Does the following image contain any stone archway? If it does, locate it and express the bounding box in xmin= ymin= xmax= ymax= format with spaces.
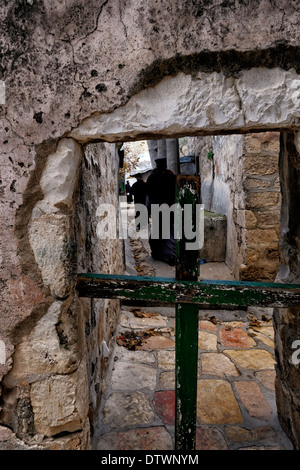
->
xmin=2 ymin=67 xmax=300 ymax=449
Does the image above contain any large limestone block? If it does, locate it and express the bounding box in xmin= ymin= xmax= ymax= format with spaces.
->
xmin=30 ymin=361 xmax=89 ymax=437
xmin=69 ymin=72 xmax=244 ymax=142
xmin=43 ymin=419 xmax=91 ymax=450
xmin=70 ymin=68 xmax=300 ymax=143
xmin=29 ymin=213 xmax=75 ymax=298
xmin=4 ymin=301 xmax=79 ymax=388
xmin=236 ymin=67 xmax=300 ymax=127
xmin=39 ymin=138 xmax=83 ymax=212
xmin=28 ymin=139 xmax=83 ymax=298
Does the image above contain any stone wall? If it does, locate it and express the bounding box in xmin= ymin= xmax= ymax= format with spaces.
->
xmin=273 ymin=306 xmax=300 ymax=450
xmin=189 ymin=132 xmax=280 ymax=281
xmin=0 ymin=140 xmax=123 ymax=449
xmin=76 ymin=142 xmax=124 ymax=438
xmin=273 ymin=133 xmax=300 ymax=449
xmin=240 ymin=132 xmax=281 ymax=282
xmin=0 ymin=138 xmax=90 ymax=448
xmin=208 ymin=135 xmax=244 ymax=277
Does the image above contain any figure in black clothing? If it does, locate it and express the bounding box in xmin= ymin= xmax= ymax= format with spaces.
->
xmin=146 ymin=157 xmax=176 ymax=266
xmin=125 ymin=181 xmax=133 ymax=203
xmin=131 ymin=174 xmax=147 ymax=231
xmin=131 ymin=174 xmax=147 ymax=205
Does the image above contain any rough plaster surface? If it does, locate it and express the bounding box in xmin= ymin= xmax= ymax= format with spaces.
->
xmin=1 ymin=1 xmax=300 ymax=142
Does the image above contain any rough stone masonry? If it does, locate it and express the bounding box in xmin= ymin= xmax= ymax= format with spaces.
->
xmin=1 ymin=0 xmax=300 ymax=450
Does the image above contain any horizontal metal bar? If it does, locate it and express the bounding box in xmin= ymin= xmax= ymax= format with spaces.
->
xmin=120 ymin=299 xmax=248 ymax=311
xmin=76 ymin=273 xmax=300 ymax=308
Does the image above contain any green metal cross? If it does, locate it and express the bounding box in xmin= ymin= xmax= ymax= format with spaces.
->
xmin=76 ymin=175 xmax=300 ymax=451
xmin=175 ymin=175 xmax=201 ymax=450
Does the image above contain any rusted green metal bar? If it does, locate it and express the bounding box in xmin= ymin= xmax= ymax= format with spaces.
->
xmin=76 ymin=274 xmax=300 ymax=309
xmin=175 ymin=175 xmax=201 ymax=282
xmin=175 ymin=175 xmax=201 ymax=450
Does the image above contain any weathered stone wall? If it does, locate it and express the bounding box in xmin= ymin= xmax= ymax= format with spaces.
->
xmin=240 ymin=132 xmax=281 ymax=282
xmin=273 ymin=306 xmax=300 ymax=450
xmin=188 ymin=132 xmax=280 ymax=281
xmin=207 ymin=135 xmax=244 ymax=276
xmin=0 ymin=139 xmax=123 ymax=449
xmin=76 ymin=142 xmax=124 ymax=437
xmin=1 ymin=0 xmax=300 ymax=450
xmin=273 ymin=133 xmax=300 ymax=449
xmin=0 ymin=138 xmax=91 ymax=449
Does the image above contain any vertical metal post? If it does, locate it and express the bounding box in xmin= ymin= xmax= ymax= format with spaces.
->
xmin=175 ymin=175 xmax=200 ymax=450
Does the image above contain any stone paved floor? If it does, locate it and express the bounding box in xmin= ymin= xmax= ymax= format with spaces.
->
xmin=94 ymin=204 xmax=294 ymax=450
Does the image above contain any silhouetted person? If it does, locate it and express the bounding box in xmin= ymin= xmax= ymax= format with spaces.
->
xmin=146 ymin=157 xmax=176 ymax=266
xmin=131 ymin=174 xmax=147 ymax=205
xmin=125 ymin=180 xmax=132 ymax=203
xmin=131 ymin=174 xmax=147 ymax=231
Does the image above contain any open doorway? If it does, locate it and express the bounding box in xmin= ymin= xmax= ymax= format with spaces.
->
xmin=83 ymin=133 xmax=292 ymax=451
xmin=120 ymin=132 xmax=281 ymax=285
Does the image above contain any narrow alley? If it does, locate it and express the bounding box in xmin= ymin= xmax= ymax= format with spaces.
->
xmin=94 ymin=203 xmax=293 ymax=451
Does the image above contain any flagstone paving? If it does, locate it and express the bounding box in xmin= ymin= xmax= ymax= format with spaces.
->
xmin=95 ymin=205 xmax=294 ymax=450
xmin=96 ymin=305 xmax=293 ymax=450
